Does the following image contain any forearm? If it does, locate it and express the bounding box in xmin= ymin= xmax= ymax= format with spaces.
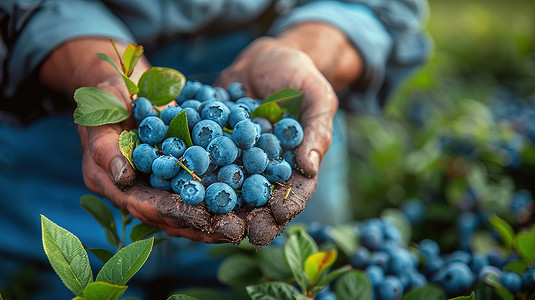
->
xmin=38 ymin=38 xmax=149 ymax=97
xmin=276 ymin=22 xmax=363 ymax=91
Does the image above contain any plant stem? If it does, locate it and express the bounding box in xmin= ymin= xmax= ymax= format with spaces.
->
xmin=177 ymin=160 xmax=201 ymax=182
xmin=223 ymin=127 xmax=233 ymax=134
xmin=109 ymin=39 xmax=125 ymax=73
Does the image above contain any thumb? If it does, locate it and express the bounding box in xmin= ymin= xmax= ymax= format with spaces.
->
xmin=87 ymin=125 xmax=136 ymax=188
xmin=293 ymin=79 xmax=338 ymax=178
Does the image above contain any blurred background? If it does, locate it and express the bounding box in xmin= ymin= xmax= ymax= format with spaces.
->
xmin=346 ymin=0 xmax=535 ymax=252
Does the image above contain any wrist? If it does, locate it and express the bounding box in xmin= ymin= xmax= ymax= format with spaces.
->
xmin=276 ymin=22 xmax=363 ymax=91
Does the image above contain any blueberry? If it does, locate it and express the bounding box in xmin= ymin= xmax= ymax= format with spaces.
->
xmin=469 ymin=254 xmax=489 ymax=275
xmin=132 ymin=143 xmax=159 ymax=173
xmin=369 ymin=251 xmax=390 ymax=270
xmin=183 ymin=107 xmax=201 ymax=130
xmin=350 ymin=248 xmax=370 ymax=269
xmin=160 ymin=105 xmax=183 ymax=124
xmin=207 ymin=136 xmax=238 ymax=166
xmin=235 ymin=193 xmax=244 ymax=210
xmin=408 ymin=271 xmax=427 ymax=289
xmin=222 ymin=100 xmax=235 ymax=110
xmin=280 ymin=150 xmax=295 ymax=169
xmin=181 ymin=99 xmax=202 ymax=111
xmin=242 ymin=174 xmax=271 ymax=207
xmin=218 ymin=164 xmax=244 ymax=189
xmin=256 ymin=133 xmax=282 ymax=160
xmin=432 ymin=262 xmax=474 ymax=297
xmin=232 ymin=119 xmax=260 ymax=150
xmin=180 ymin=180 xmax=205 ymax=205
xmin=242 ymin=147 xmax=268 ymax=174
xmin=273 ymin=118 xmax=304 ymax=149
xmin=205 ymin=182 xmax=237 ymax=214
xmin=201 ymin=171 xmax=218 ymax=187
xmin=192 ymin=119 xmax=223 ymax=148
xmin=389 ymin=248 xmax=413 ymax=275
xmin=382 ymin=219 xmax=402 ymax=243
xmin=315 ymin=286 xmax=336 ymax=300
xmin=478 ymin=265 xmax=501 ymax=282
xmin=229 ymin=105 xmax=251 ymax=128
xmin=176 ymin=80 xmax=202 ymax=104
xmin=378 ymin=276 xmax=404 ymax=300
xmin=500 ymin=271 xmax=522 ymax=292
xmin=365 ymin=265 xmax=384 ymax=287
xmin=171 ymin=170 xmax=194 ymax=194
xmin=236 ymin=97 xmax=260 ymax=112
xmin=446 ymin=250 xmax=472 ymax=265
xmin=457 ymin=211 xmax=479 ymax=235
xmin=138 ymin=116 xmax=167 ymax=145
xmin=161 ymin=137 xmax=186 ymax=158
xmin=227 ymin=82 xmax=245 ymax=101
xmin=400 ymin=199 xmax=425 ymax=224
xmin=214 ymin=86 xmax=230 ymax=102
xmin=264 ymin=159 xmax=292 ymax=183
xmin=422 ymin=256 xmax=444 ymax=277
xmin=252 ymin=117 xmax=272 ymax=134
xmin=360 ymin=223 xmax=384 ymax=251
xmin=195 ymin=84 xmax=218 ymax=102
xmin=419 ymin=239 xmax=440 ymax=258
xmin=133 ymin=97 xmax=157 ymax=120
xmin=182 ymin=146 xmax=210 ymax=176
xmin=150 ymin=173 xmax=171 ymax=190
xmin=201 ymin=100 xmax=230 ymax=127
xmin=522 ymin=269 xmax=535 ymax=290
xmin=307 ymin=222 xmax=333 ymax=243
xmin=152 ymin=155 xmax=180 ymax=180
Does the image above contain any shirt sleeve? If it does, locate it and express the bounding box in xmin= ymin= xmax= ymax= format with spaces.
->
xmin=1 ymin=0 xmax=136 ymax=98
xmin=269 ymin=0 xmax=432 ymax=113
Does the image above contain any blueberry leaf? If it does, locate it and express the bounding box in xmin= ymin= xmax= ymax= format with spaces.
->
xmin=330 ymin=224 xmax=359 ymax=257
xmin=138 ymin=67 xmax=186 ymax=106
xmin=119 ymin=129 xmax=138 ymax=169
xmin=41 ymin=215 xmax=93 ymax=297
xmin=257 ymin=246 xmax=293 ymax=281
xmin=217 ymin=255 xmax=263 ymax=286
xmin=96 ymin=238 xmax=154 ymax=285
xmin=489 ymin=214 xmax=514 ymax=249
xmin=334 ymin=270 xmax=372 ymax=300
xmin=246 ymin=282 xmax=299 ymax=300
xmin=129 ymin=223 xmax=160 ymax=242
xmin=123 ymin=43 xmax=144 ymax=77
xmin=96 ymin=53 xmax=138 ymax=95
xmin=86 ymin=248 xmax=114 ymax=264
xmin=169 ymin=288 xmax=227 ymax=300
xmin=166 ymin=110 xmax=193 ymax=147
xmin=167 ymin=295 xmax=199 ymax=300
xmin=82 ymin=281 xmax=127 ymax=300
xmin=317 ymin=265 xmax=351 ymax=287
xmin=80 ymin=195 xmax=121 ymax=249
xmin=449 ymin=291 xmax=475 ymax=300
xmin=284 ymin=229 xmax=318 ymax=292
xmin=513 ymin=232 xmax=535 ymax=262
xmin=304 ymin=249 xmax=337 ymax=285
xmin=252 ymin=88 xmax=303 ymax=123
xmin=73 ymin=87 xmax=130 ymax=126
xmin=401 ymin=285 xmax=446 ymax=300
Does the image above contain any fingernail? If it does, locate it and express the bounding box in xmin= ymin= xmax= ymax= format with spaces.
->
xmin=110 ymin=156 xmax=135 ymax=188
xmin=308 ymin=150 xmax=320 ymax=175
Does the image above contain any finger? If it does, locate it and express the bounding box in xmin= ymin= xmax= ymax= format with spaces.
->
xmin=86 ymin=124 xmax=136 ymax=188
xmin=268 ymin=172 xmax=319 ymax=225
xmin=294 ymin=77 xmax=338 ymax=178
xmin=246 ymin=207 xmax=285 ymax=247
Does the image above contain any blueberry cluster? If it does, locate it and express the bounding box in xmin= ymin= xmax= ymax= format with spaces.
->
xmin=130 ymin=81 xmax=304 ymax=214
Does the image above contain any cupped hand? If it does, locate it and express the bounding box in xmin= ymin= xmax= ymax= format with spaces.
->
xmin=216 ymin=36 xmax=339 ymax=245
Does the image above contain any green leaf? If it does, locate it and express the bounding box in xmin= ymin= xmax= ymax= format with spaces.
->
xmin=96 ymin=53 xmax=138 ymax=95
xmin=293 ymin=293 xmax=311 ymax=300
xmin=170 ymin=288 xmax=228 ymax=300
xmin=504 ymin=259 xmax=528 ymax=273
xmin=257 ymin=246 xmax=293 ymax=281
xmin=401 ymin=285 xmax=446 ymax=300
xmin=167 ymin=295 xmax=199 ymax=300
xmin=246 ymin=282 xmax=299 ymax=300
xmin=304 ymin=249 xmax=337 ymax=284
xmin=41 ymin=215 xmax=93 ymax=297
xmin=138 ymin=67 xmax=186 ymax=106
xmin=166 ymin=110 xmax=193 ymax=147
xmin=217 ymin=255 xmax=263 ymax=287
xmin=513 ymin=232 xmax=535 ymax=262
xmin=80 ymin=195 xmax=121 ymax=249
xmin=489 ymin=215 xmax=514 ymax=249
xmin=330 ymin=225 xmax=359 ymax=257
xmin=449 ymin=291 xmax=474 ymax=300
xmin=73 ymin=87 xmax=130 ymax=126
xmin=119 ymin=130 xmax=138 ymax=169
xmin=252 ymin=88 xmax=303 ymax=123
xmin=284 ymin=229 xmax=318 ymax=292
xmin=83 ymin=281 xmax=127 ymax=300
xmin=129 ymin=223 xmax=160 ymax=242
xmin=317 ymin=265 xmax=352 ymax=287
xmin=86 ymin=248 xmax=114 ymax=264
xmin=334 ymin=270 xmax=372 ymax=300
xmin=96 ymin=238 xmax=154 ymax=285
xmin=123 ymin=44 xmax=144 ymax=77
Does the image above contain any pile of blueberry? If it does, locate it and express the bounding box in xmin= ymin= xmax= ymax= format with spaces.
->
xmin=130 ymin=81 xmax=303 ymax=214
